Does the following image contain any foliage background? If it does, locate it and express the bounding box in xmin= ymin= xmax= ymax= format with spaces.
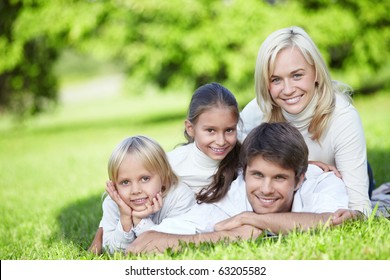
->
xmin=0 ymin=0 xmax=389 ymax=260
xmin=1 ymin=0 xmax=390 ymax=116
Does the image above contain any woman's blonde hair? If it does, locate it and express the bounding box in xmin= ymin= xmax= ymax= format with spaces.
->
xmin=107 ymin=135 xmax=178 ymax=196
xmin=255 ymin=26 xmax=352 ymax=140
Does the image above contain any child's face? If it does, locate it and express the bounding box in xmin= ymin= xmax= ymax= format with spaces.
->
xmin=185 ymin=106 xmax=237 ymax=161
xmin=114 ymin=153 xmax=163 ymax=212
xmin=245 ymin=155 xmax=303 ymax=214
xmin=268 ymin=47 xmax=317 ymax=115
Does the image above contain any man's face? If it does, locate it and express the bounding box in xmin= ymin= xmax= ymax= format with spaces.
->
xmin=245 ymin=155 xmax=304 ymax=214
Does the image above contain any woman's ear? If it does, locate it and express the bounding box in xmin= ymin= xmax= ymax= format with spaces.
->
xmin=294 ymin=173 xmax=306 ymax=191
xmin=185 ymin=120 xmax=194 ymax=138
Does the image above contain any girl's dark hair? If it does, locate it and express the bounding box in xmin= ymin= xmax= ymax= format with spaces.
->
xmin=241 ymin=122 xmax=308 ymax=184
xmin=185 ymin=82 xmax=241 ymax=204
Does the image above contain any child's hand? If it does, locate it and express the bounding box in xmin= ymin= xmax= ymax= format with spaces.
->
xmin=132 ymin=192 xmax=163 ymax=225
xmin=309 ymin=160 xmax=342 ymax=178
xmin=105 ymin=181 xmax=133 ymax=231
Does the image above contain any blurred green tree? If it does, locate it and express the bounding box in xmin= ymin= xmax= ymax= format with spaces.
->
xmin=1 ymin=0 xmax=389 ymax=116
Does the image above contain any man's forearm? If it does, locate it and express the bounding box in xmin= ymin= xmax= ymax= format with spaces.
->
xmin=240 ymin=212 xmax=333 ymax=234
xmin=126 ymin=230 xmax=228 ymax=253
xmin=126 ymin=226 xmax=261 ymax=254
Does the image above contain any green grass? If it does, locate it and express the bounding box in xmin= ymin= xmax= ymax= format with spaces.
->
xmin=0 ymin=83 xmax=389 ymax=260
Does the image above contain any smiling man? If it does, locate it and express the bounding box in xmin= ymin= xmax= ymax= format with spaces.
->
xmin=125 ymin=122 xmax=350 ymax=254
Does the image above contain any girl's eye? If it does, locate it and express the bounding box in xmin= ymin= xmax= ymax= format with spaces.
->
xmin=270 ymin=77 xmax=280 ymax=84
xmin=121 ymin=180 xmax=129 ymax=186
xmin=206 ymin=129 xmax=215 ymax=133
xmin=141 ymin=176 xmax=150 ymax=182
xmin=226 ymin=128 xmax=235 ymax=133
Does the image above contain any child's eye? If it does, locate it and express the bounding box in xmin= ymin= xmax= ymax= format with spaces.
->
xmin=226 ymin=128 xmax=235 ymax=133
xmin=141 ymin=176 xmax=150 ymax=182
xmin=206 ymin=129 xmax=215 ymax=133
xmin=121 ymin=180 xmax=130 ymax=186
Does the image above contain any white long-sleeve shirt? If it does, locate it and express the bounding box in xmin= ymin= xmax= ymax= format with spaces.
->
xmin=101 ymin=182 xmax=195 ymax=254
xmin=151 ymin=165 xmax=349 ymax=234
xmin=239 ymin=95 xmax=371 ymax=215
xmin=167 ymin=142 xmax=220 ymax=194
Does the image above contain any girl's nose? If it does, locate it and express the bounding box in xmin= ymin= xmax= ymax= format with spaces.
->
xmin=215 ymin=133 xmax=226 ymax=146
xmin=131 ymin=183 xmax=142 ymax=194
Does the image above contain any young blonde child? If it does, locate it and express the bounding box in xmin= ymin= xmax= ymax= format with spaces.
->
xmin=89 ymin=82 xmax=241 ymax=254
xmin=99 ymin=136 xmax=195 ymax=254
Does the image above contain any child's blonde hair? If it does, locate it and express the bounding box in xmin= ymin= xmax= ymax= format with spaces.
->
xmin=108 ymin=135 xmax=178 ymax=196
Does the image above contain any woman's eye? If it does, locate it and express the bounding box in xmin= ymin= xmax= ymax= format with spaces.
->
xmin=293 ymin=73 xmax=303 ymax=79
xmin=271 ymin=77 xmax=280 ymax=84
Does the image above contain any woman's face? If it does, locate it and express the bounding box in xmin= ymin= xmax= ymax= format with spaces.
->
xmin=268 ymin=47 xmax=317 ymax=115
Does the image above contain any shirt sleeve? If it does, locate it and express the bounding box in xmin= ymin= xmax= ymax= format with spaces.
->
xmin=293 ymin=166 xmax=349 ymax=213
xmin=151 ymin=203 xmax=227 ymax=234
xmin=100 ymin=196 xmax=136 ymax=254
xmin=238 ymin=98 xmax=263 ymax=142
xmin=331 ymin=103 xmax=372 ymax=215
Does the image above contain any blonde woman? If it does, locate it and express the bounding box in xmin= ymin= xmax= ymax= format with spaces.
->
xmin=240 ymin=26 xmax=372 ymax=218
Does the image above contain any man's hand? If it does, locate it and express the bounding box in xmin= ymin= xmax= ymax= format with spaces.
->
xmin=332 ymin=209 xmax=361 ymax=225
xmin=214 ymin=212 xmax=251 ymax=231
xmin=126 ymin=231 xmax=170 ymax=254
xmin=220 ymin=224 xmax=263 ymax=241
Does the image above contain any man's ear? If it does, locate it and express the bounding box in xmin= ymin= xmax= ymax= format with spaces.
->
xmin=294 ymin=173 xmax=306 ymax=191
xmin=184 ymin=120 xmax=194 ymax=138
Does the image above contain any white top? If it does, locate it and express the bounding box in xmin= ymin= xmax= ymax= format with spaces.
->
xmin=101 ymin=182 xmax=195 ymax=253
xmin=151 ymin=164 xmax=349 ymax=234
xmin=239 ymin=95 xmax=371 ymax=215
xmin=167 ymin=142 xmax=220 ymax=194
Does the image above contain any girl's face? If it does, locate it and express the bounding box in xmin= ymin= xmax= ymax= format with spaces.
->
xmin=186 ymin=106 xmax=238 ymax=161
xmin=245 ymin=155 xmax=304 ymax=214
xmin=115 ymin=153 xmax=162 ymax=212
xmin=268 ymin=47 xmax=317 ymax=115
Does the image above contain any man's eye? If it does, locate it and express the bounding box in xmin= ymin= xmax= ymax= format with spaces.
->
xmin=253 ymin=172 xmax=263 ymax=178
xmin=275 ymin=176 xmax=286 ymax=181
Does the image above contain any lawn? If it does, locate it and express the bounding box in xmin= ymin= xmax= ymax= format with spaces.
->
xmin=0 ymin=79 xmax=389 ymax=260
